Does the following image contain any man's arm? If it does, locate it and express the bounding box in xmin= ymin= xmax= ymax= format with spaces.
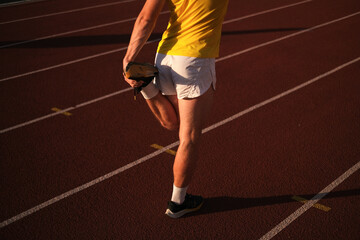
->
xmin=123 ymin=0 xmax=166 ymax=88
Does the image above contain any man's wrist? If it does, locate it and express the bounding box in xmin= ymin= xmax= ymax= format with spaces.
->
xmin=123 ymin=56 xmax=133 ymax=71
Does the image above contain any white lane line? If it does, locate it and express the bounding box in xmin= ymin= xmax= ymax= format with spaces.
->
xmin=0 ymin=37 xmax=158 ymax=83
xmin=0 ymin=0 xmax=137 ymax=25
xmin=0 ymin=0 xmax=311 ymax=49
xmin=0 ymin=11 xmax=170 ymax=49
xmin=0 ymin=56 xmax=359 ymax=228
xmin=1 ymin=12 xmax=359 ymax=134
xmin=259 ymin=161 xmax=360 ymax=240
xmin=0 ymin=87 xmax=132 ymax=134
xmin=207 ymin=57 xmax=360 ymax=133
xmin=0 ymin=18 xmax=136 ymax=49
xmin=2 ymin=5 xmax=349 ymax=84
xmin=0 ymin=0 xmax=45 ymax=8
xmin=222 ymin=0 xmax=312 ymax=24
xmin=0 ymin=0 xmax=310 ymax=49
xmin=0 ymin=140 xmax=181 ymax=228
xmin=216 ymin=11 xmax=360 ymax=63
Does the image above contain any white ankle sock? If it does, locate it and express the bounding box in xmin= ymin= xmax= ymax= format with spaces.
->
xmin=171 ymin=184 xmax=188 ymax=205
xmin=140 ymin=82 xmax=159 ymax=99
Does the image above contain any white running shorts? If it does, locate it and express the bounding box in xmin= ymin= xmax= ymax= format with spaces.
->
xmin=154 ymin=53 xmax=216 ymax=99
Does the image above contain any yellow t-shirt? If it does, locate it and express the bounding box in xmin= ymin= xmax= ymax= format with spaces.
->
xmin=157 ymin=0 xmax=229 ymax=58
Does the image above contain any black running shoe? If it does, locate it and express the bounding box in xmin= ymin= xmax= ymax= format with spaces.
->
xmin=165 ymin=194 xmax=204 ymax=218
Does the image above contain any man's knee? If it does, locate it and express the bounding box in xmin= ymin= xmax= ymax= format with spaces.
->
xmin=179 ymin=129 xmax=202 ymax=147
xmin=160 ymin=119 xmax=179 ymax=131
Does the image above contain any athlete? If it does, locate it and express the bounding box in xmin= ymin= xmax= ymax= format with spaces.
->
xmin=123 ymin=0 xmax=228 ymax=218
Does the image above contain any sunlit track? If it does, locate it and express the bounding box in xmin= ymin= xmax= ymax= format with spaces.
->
xmin=0 ymin=0 xmax=137 ymax=25
xmin=0 ymin=38 xmax=158 ymax=83
xmin=222 ymin=0 xmax=311 ymax=24
xmin=1 ymin=1 xmax=359 ymax=237
xmin=0 ymin=12 xmax=360 ymax=134
xmin=1 ymin=56 xmax=358 ymax=228
xmin=0 ymin=0 xmax=310 ymax=49
xmin=0 ymin=87 xmax=131 ymax=134
xmin=260 ymin=160 xmax=360 ymax=240
xmin=0 ymin=11 xmax=170 ymax=49
xmin=1 ymin=12 xmax=358 ymax=134
xmin=0 ymin=0 xmax=45 ymax=8
xmin=0 ymin=0 xmax=316 ymax=81
xmin=216 ymin=11 xmax=360 ymax=62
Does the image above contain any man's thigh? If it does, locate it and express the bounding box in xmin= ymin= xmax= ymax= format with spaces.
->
xmin=178 ymin=88 xmax=214 ymax=142
xmin=166 ymin=95 xmax=179 ymax=116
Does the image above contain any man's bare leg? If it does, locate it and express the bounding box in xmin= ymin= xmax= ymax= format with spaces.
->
xmin=173 ymin=88 xmax=214 ymax=188
xmin=145 ymin=92 xmax=179 ymax=131
xmin=144 ymin=86 xmax=213 ymax=207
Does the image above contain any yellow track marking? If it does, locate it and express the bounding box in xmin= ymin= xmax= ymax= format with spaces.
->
xmin=292 ymin=195 xmax=331 ymax=212
xmin=150 ymin=144 xmax=177 ymax=156
xmin=51 ymin=107 xmax=72 ymax=116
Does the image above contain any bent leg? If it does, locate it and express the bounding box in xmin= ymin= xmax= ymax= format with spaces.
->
xmin=145 ymin=93 xmax=179 ymax=131
xmin=173 ymin=88 xmax=214 ymax=187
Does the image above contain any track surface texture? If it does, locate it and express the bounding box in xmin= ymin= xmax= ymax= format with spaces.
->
xmin=1 ymin=0 xmax=359 ymax=239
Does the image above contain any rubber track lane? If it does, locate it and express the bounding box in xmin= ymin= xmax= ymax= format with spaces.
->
xmin=1 ymin=61 xmax=359 ymax=238
xmin=0 ymin=1 xmax=314 ymax=80
xmin=1 ymin=11 xmax=358 ymax=232
xmin=1 ymin=0 xmax=359 ymax=239
xmin=0 ymin=0 xmax=137 ymax=22
xmin=0 ymin=0 xmax=357 ymax=129
xmin=0 ymin=0 xmax=137 ymax=25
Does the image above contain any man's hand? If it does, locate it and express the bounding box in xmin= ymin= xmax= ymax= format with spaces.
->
xmin=123 ymin=61 xmax=158 ymax=90
xmin=123 ymin=60 xmax=144 ymax=88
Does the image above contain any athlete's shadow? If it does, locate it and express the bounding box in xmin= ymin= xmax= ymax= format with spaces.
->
xmin=0 ymin=28 xmax=307 ymax=49
xmin=0 ymin=33 xmax=163 ymax=48
xmin=221 ymin=27 xmax=306 ymax=36
xmin=184 ymin=188 xmax=360 ymax=217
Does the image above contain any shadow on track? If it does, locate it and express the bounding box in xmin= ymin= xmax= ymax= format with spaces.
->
xmin=184 ymin=188 xmax=360 ymax=218
xmin=0 ymin=28 xmax=306 ymax=48
xmin=221 ymin=27 xmax=306 ymax=36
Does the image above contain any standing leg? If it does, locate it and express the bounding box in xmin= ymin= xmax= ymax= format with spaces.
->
xmin=173 ymin=87 xmax=214 ymax=188
xmin=165 ymin=87 xmax=214 ymax=218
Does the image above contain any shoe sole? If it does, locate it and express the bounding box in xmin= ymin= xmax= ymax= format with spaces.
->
xmin=165 ymin=200 xmax=204 ymax=219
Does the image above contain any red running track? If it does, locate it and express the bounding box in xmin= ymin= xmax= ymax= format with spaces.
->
xmin=1 ymin=0 xmax=359 ymax=239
